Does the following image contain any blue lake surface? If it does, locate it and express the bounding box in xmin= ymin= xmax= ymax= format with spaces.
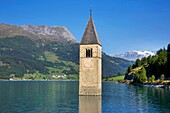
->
xmin=0 ymin=81 xmax=170 ymax=113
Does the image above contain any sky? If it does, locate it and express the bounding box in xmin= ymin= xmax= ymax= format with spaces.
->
xmin=1 ymin=0 xmax=170 ymax=54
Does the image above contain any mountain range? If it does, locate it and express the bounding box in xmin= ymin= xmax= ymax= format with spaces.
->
xmin=0 ymin=24 xmax=133 ymax=79
xmin=112 ymin=50 xmax=156 ymax=61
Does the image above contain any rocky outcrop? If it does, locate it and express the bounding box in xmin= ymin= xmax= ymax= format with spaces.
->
xmin=0 ymin=24 xmax=78 ymax=43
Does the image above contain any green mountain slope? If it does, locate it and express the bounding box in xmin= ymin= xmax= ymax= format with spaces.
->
xmin=0 ymin=24 xmax=133 ymax=79
xmin=102 ymin=53 xmax=133 ymax=77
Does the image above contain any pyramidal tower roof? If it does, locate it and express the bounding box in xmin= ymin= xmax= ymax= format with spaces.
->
xmin=80 ymin=14 xmax=101 ymax=45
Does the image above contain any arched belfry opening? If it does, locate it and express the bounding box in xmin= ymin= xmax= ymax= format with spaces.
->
xmin=86 ymin=48 xmax=93 ymax=57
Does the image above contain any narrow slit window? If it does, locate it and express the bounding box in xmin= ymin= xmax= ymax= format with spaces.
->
xmin=86 ymin=48 xmax=92 ymax=57
xmin=90 ymin=48 xmax=92 ymax=57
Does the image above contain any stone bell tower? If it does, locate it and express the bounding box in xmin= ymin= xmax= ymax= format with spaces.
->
xmin=79 ymin=11 xmax=102 ymax=96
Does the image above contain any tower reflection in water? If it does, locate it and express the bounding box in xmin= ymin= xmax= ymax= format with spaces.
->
xmin=79 ymin=96 xmax=102 ymax=113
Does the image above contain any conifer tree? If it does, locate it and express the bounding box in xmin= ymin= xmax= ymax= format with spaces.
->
xmin=167 ymin=44 xmax=170 ymax=77
xmin=134 ymin=72 xmax=140 ymax=83
xmin=151 ymin=75 xmax=155 ymax=83
xmin=168 ymin=44 xmax=170 ymax=60
xmin=160 ymin=74 xmax=165 ymax=82
xmin=135 ymin=59 xmax=141 ymax=67
xmin=139 ymin=67 xmax=147 ymax=83
xmin=141 ymin=57 xmax=147 ymax=65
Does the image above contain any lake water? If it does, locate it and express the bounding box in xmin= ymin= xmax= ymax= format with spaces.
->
xmin=0 ymin=81 xmax=170 ymax=113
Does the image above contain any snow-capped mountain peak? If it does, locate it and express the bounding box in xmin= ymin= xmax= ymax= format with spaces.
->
xmin=112 ymin=50 xmax=156 ymax=61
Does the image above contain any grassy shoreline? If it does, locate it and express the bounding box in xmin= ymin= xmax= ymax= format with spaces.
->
xmin=103 ymin=75 xmax=170 ymax=89
xmin=103 ymin=75 xmax=125 ymax=81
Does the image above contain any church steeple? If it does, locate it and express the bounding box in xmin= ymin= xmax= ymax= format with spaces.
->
xmin=79 ymin=7 xmax=102 ymax=96
xmin=80 ymin=10 xmax=101 ymax=45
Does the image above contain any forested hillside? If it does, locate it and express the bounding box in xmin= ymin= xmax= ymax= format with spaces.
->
xmin=125 ymin=44 xmax=170 ymax=83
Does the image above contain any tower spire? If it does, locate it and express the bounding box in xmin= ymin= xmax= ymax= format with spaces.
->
xmin=90 ymin=4 xmax=92 ymax=16
xmin=90 ymin=0 xmax=92 ymax=16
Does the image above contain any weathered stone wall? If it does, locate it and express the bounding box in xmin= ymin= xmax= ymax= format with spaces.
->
xmin=79 ymin=44 xmax=102 ymax=96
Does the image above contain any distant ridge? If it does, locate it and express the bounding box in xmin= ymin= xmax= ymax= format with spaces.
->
xmin=112 ymin=50 xmax=156 ymax=61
